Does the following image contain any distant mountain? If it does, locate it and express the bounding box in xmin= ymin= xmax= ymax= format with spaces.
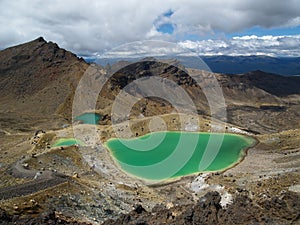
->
xmin=0 ymin=37 xmax=88 ymax=118
xmin=88 ymin=55 xmax=300 ymax=76
xmin=0 ymin=38 xmax=299 ymax=133
xmin=202 ymin=55 xmax=300 ymax=76
xmin=100 ymin=60 xmax=300 ymax=133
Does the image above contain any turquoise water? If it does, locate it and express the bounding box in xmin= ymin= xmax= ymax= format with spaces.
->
xmin=105 ymin=131 xmax=256 ymax=180
xmin=53 ymin=138 xmax=84 ymax=147
xmin=74 ymin=113 xmax=102 ymax=125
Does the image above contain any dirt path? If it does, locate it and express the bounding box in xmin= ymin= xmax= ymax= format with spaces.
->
xmin=225 ymin=147 xmax=300 ymax=174
xmin=10 ymin=157 xmax=53 ymax=179
xmin=0 ymin=176 xmax=67 ymax=200
xmin=0 ymin=157 xmax=68 ymax=201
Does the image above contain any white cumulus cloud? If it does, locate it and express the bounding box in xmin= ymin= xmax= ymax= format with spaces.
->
xmin=0 ymin=0 xmax=299 ymax=56
xmin=179 ymin=35 xmax=300 ymax=57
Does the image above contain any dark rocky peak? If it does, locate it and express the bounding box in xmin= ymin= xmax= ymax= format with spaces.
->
xmin=36 ymin=36 xmax=46 ymax=42
xmin=110 ymin=60 xmax=189 ymax=88
xmin=0 ymin=37 xmax=82 ymax=73
xmin=0 ymin=37 xmax=87 ymax=100
xmin=241 ymin=70 xmax=300 ymax=96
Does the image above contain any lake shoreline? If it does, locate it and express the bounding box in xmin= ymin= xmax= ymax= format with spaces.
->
xmin=105 ymin=131 xmax=257 ymax=182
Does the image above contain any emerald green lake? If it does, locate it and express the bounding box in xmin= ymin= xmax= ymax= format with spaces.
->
xmin=105 ymin=131 xmax=256 ymax=180
xmin=53 ymin=138 xmax=84 ymax=147
xmin=74 ymin=113 xmax=102 ymax=125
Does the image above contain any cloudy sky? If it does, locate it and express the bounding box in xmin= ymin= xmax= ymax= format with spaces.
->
xmin=1 ymin=0 xmax=300 ymax=57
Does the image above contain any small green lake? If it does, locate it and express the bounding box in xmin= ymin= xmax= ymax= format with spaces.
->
xmin=105 ymin=131 xmax=256 ymax=180
xmin=74 ymin=113 xmax=102 ymax=125
xmin=53 ymin=138 xmax=84 ymax=147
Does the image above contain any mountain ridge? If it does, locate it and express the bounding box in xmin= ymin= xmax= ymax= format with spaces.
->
xmin=89 ymin=55 xmax=300 ymax=76
xmin=0 ymin=37 xmax=299 ymax=133
xmin=0 ymin=37 xmax=88 ymax=118
xmin=202 ymin=55 xmax=300 ymax=76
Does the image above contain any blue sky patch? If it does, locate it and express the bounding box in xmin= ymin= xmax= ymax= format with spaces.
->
xmin=155 ymin=9 xmax=175 ymax=34
xmin=228 ymin=25 xmax=300 ymax=38
xmin=157 ymin=23 xmax=174 ymax=34
xmin=163 ymin=9 xmax=174 ymax=18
